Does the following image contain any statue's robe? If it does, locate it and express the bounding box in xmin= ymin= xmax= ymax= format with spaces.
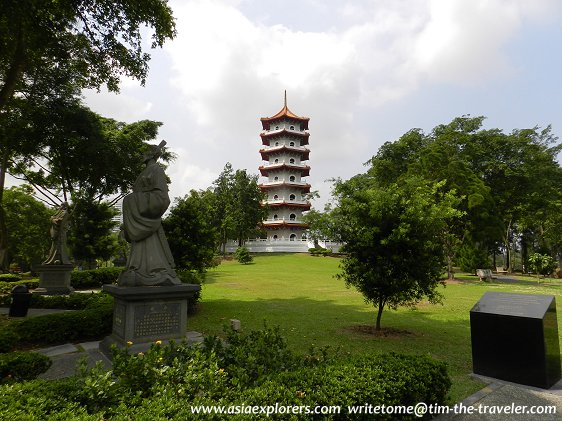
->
xmin=119 ymin=162 xmax=179 ymax=286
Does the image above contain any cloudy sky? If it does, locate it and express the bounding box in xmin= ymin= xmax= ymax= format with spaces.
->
xmin=83 ymin=0 xmax=562 ymax=208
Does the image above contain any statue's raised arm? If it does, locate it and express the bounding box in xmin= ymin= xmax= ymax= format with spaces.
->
xmin=118 ymin=141 xmax=180 ymax=286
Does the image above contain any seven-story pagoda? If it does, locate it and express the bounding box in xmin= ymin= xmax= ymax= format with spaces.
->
xmin=259 ymin=93 xmax=311 ymax=242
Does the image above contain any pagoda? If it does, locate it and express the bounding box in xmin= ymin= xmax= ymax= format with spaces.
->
xmin=259 ymin=93 xmax=311 ymax=242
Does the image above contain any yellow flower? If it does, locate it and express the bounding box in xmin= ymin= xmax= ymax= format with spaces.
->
xmin=126 ymin=341 xmax=133 ymax=346
xmin=296 ymin=390 xmax=306 ymax=398
xmin=155 ymin=340 xmax=162 ymax=346
xmin=218 ymin=368 xmax=225 ymax=374
xmin=138 ymin=352 xmax=144 ymax=358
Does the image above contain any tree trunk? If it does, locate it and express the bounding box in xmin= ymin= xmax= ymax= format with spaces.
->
xmin=447 ymin=254 xmax=454 ymax=280
xmin=0 ymin=28 xmax=26 ymax=110
xmin=0 ymin=151 xmax=9 ymax=271
xmin=503 ymin=218 xmax=512 ymax=272
xmin=375 ymin=298 xmax=384 ymax=331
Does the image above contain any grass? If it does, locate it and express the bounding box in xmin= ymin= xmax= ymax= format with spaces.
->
xmin=188 ymin=253 xmax=562 ymax=404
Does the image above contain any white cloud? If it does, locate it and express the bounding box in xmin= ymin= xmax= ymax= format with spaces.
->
xmin=83 ymin=88 xmax=153 ymax=122
xmin=79 ymin=0 xmax=561 ymax=207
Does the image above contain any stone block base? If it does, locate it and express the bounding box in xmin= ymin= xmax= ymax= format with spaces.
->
xmin=99 ymin=284 xmax=201 ymax=359
xmin=34 ymin=264 xmax=74 ymax=295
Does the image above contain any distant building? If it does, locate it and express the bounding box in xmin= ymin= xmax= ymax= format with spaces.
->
xmin=259 ymin=92 xmax=311 ymax=242
xmin=225 ymin=93 xmax=341 ymax=253
xmin=111 ymin=198 xmax=123 ymax=231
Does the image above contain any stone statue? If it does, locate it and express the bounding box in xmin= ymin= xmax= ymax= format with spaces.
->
xmin=118 ymin=141 xmax=180 ymax=287
xmin=43 ymin=202 xmax=71 ymax=265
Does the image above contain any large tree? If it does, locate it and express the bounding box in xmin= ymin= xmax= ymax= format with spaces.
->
xmin=369 ymin=116 xmax=562 ymax=273
xmin=333 ymin=175 xmax=461 ymax=331
xmin=0 ymin=0 xmax=176 ymax=269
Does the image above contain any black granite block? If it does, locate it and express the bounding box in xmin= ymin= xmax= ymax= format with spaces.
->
xmin=470 ymin=292 xmax=561 ymax=389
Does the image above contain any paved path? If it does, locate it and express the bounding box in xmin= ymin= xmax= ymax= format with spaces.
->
xmin=33 ymin=332 xmax=205 ymax=380
xmin=435 ymin=375 xmax=562 ymax=420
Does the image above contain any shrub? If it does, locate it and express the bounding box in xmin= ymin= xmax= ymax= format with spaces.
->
xmin=0 ymin=327 xmax=451 ymax=420
xmin=308 ymin=247 xmax=332 ymax=257
xmin=528 ymin=253 xmax=558 ymax=279
xmin=13 ymin=299 xmax=113 ymax=348
xmin=29 ymin=291 xmax=107 ymax=310
xmin=0 ymin=352 xmax=52 ymax=382
xmin=235 ymin=246 xmax=253 ymax=264
xmin=0 ymin=279 xmax=40 ymax=294
xmin=176 ymin=269 xmax=203 ymax=313
xmin=70 ymin=267 xmax=122 ymax=289
xmin=0 ymin=274 xmax=21 ymax=282
xmin=0 ymin=328 xmax=20 ymax=353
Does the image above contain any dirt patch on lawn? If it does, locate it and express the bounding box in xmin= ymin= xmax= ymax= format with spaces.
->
xmin=344 ymin=325 xmax=415 ymax=338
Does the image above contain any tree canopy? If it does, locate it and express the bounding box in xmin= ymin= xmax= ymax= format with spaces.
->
xmin=333 ymin=175 xmax=461 ymax=330
xmin=0 ymin=0 xmax=176 ymax=270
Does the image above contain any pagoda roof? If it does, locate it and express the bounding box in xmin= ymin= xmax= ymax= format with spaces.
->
xmin=261 ymin=221 xmax=310 ymax=229
xmin=263 ymin=201 xmax=312 ymax=210
xmin=259 ymin=182 xmax=311 ymax=193
xmin=259 ymin=146 xmax=310 ymax=160
xmin=260 ymin=92 xmax=310 ymax=130
xmin=259 ymin=163 xmax=310 ymax=177
xmin=260 ymin=129 xmax=309 ymax=144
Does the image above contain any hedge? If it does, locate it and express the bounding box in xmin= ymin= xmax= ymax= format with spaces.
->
xmin=0 ymin=294 xmax=113 ymax=352
xmin=0 ymin=326 xmax=452 ymax=420
xmin=70 ymin=267 xmax=123 ymax=289
xmin=0 ymin=352 xmax=52 ymax=382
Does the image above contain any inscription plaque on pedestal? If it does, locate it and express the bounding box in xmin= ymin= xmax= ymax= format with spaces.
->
xmin=99 ymin=284 xmax=201 ymax=359
xmin=470 ymin=292 xmax=561 ymax=388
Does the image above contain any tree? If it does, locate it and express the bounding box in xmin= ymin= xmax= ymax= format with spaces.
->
xmin=212 ymin=163 xmax=267 ymax=250
xmin=67 ymin=199 xmax=119 ymax=269
xmin=230 ymin=169 xmax=268 ymax=246
xmin=368 ymin=116 xmax=562 ymax=273
xmin=3 ymin=185 xmax=51 ymax=271
xmin=0 ymin=0 xmax=176 ymax=110
xmin=6 ymin=101 xmax=172 ymax=268
xmin=528 ymin=253 xmax=557 ymax=281
xmin=0 ymin=0 xmax=176 ymax=269
xmin=163 ymin=190 xmax=220 ymax=272
xmin=334 ymin=176 xmax=461 ymax=331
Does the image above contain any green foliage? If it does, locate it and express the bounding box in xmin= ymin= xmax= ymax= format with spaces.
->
xmin=235 ymin=246 xmax=253 ymax=264
xmin=212 ymin=163 xmax=268 ymax=251
xmin=334 ymin=176 xmax=461 ymax=330
xmin=3 ymin=185 xmax=51 ymax=271
xmin=0 ymin=279 xmax=39 ymax=294
xmin=71 ymin=267 xmax=122 ymax=289
xmin=164 ymin=190 xmax=221 ymax=272
xmin=176 ymin=269 xmax=204 ymax=313
xmin=456 ymin=237 xmax=490 ymax=273
xmin=28 ymin=292 xmax=104 ymax=310
xmin=0 ymin=0 xmax=176 ymax=271
xmin=4 ymin=296 xmax=113 ymax=351
xmin=0 ymin=352 xmax=52 ymax=382
xmin=68 ymin=200 xmax=119 ymax=269
xmin=528 ymin=253 xmax=558 ymax=278
xmin=0 ymin=329 xmax=20 ymax=353
xmin=0 ymin=273 xmax=21 ymax=282
xmin=308 ymin=247 xmax=332 ymax=257
xmin=0 ymin=330 xmax=451 ymax=419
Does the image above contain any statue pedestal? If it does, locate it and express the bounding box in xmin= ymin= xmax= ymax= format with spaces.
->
xmin=34 ymin=264 xmax=75 ymax=295
xmin=99 ymin=284 xmax=201 ymax=359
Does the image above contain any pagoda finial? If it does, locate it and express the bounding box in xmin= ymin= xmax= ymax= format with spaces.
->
xmin=284 ymin=90 xmax=287 ymax=108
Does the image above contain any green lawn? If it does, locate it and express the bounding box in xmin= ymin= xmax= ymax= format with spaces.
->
xmin=188 ymin=253 xmax=562 ymax=404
